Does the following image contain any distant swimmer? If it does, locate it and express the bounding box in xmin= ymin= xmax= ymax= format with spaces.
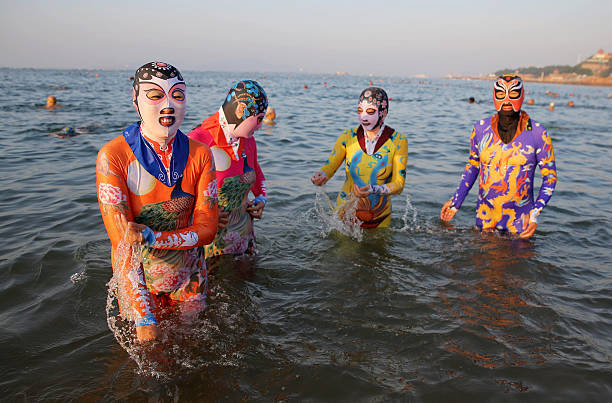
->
xmin=468 ymin=97 xmax=476 ymax=104
xmin=440 ymin=74 xmax=557 ymax=239
xmin=568 ymin=101 xmax=575 ymax=107
xmin=44 ymin=96 xmax=61 ymax=110
xmin=49 ymin=121 xmax=102 ymax=138
xmin=311 ymin=87 xmax=408 ymax=228
xmin=263 ymin=106 xmax=276 ymax=125
xmin=549 ymin=102 xmax=555 ymax=111
xmin=527 ymin=98 xmax=535 ymax=105
xmin=304 ymin=84 xmax=308 ymax=89
xmin=96 ymin=62 xmax=218 ymax=342
xmin=49 ymin=127 xmax=77 ymax=138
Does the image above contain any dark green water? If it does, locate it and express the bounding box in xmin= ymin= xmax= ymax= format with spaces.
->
xmin=0 ymin=68 xmax=610 ymax=401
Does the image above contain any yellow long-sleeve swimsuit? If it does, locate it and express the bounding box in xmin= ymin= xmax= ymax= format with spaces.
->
xmin=319 ymin=126 xmax=408 ymax=228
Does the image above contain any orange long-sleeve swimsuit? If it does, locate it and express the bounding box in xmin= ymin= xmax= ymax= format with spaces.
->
xmin=96 ymin=124 xmax=218 ymax=326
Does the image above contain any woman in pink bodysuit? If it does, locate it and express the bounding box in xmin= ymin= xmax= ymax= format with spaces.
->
xmin=189 ymin=80 xmax=268 ymax=260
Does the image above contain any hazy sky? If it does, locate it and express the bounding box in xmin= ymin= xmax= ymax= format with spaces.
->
xmin=2 ymin=0 xmax=611 ymax=77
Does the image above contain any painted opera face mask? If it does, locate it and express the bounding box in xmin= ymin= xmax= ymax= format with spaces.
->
xmin=133 ymin=62 xmax=186 ymax=142
xmin=232 ymin=109 xmax=265 ymax=138
xmin=493 ymin=74 xmax=524 ymax=112
xmin=358 ymin=99 xmax=380 ymax=131
xmin=222 ymin=80 xmax=268 ymax=139
xmin=358 ymin=87 xmax=388 ymax=132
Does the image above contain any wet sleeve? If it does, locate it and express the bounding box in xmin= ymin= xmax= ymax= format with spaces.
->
xmin=250 ymin=140 xmax=267 ymax=204
xmin=96 ymin=147 xmax=157 ymax=326
xmin=530 ymin=129 xmax=557 ymax=223
xmin=96 ymin=147 xmax=135 ymax=247
xmin=150 ymin=148 xmax=219 ymax=250
xmin=450 ymin=128 xmax=480 ymax=209
xmin=384 ymin=132 xmax=408 ymax=195
xmin=319 ymin=130 xmax=349 ymax=179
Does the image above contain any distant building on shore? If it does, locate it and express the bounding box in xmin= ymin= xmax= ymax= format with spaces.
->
xmin=580 ymin=49 xmax=612 ymax=74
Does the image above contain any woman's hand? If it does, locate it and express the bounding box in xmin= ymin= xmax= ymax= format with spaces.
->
xmin=247 ymin=201 xmax=265 ymax=219
xmin=218 ymin=210 xmax=230 ymax=229
xmin=114 ymin=214 xmax=147 ymax=244
xmin=519 ymin=221 xmax=537 ymax=239
xmin=440 ymin=200 xmax=458 ymax=222
xmin=352 ymin=184 xmax=371 ymax=198
xmin=311 ymin=171 xmax=328 ymax=186
xmin=136 ymin=324 xmax=160 ymax=342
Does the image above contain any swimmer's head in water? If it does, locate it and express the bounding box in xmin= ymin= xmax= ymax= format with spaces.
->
xmin=46 ymin=96 xmax=57 ymax=107
xmin=132 ymin=61 xmax=186 ymax=141
xmin=265 ymin=107 xmax=276 ymax=121
xmin=493 ymin=74 xmax=524 ymax=112
xmin=358 ymin=87 xmax=388 ymax=132
xmin=222 ymin=80 xmax=268 ymax=138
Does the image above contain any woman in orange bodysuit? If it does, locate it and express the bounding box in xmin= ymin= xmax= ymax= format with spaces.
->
xmin=96 ymin=62 xmax=218 ymax=341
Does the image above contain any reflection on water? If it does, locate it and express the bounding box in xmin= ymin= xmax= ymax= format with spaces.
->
xmin=439 ymin=234 xmax=553 ymax=378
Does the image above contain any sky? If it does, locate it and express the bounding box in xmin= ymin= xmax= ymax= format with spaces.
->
xmin=1 ymin=0 xmax=611 ymax=77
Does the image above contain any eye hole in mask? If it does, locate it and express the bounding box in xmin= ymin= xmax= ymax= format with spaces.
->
xmin=146 ymin=89 xmax=165 ymax=100
xmin=508 ymin=90 xmax=521 ymax=99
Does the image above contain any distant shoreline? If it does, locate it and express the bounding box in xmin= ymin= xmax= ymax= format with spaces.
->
xmin=448 ymin=75 xmax=612 ymax=88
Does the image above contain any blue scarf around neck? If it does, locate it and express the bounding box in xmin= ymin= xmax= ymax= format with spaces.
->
xmin=122 ymin=122 xmax=189 ymax=187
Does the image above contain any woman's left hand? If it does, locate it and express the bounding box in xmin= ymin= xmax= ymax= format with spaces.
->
xmin=519 ymin=221 xmax=537 ymax=239
xmin=352 ymin=184 xmax=371 ymax=198
xmin=247 ymin=201 xmax=265 ymax=219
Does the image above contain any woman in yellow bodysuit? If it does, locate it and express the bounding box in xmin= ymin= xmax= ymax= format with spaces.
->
xmin=311 ymin=87 xmax=408 ymax=228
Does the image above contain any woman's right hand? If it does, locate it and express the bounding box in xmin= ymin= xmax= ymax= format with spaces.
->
xmin=311 ymin=171 xmax=328 ymax=186
xmin=440 ymin=200 xmax=458 ymax=222
xmin=136 ymin=324 xmax=160 ymax=342
xmin=114 ymin=214 xmax=147 ymax=244
xmin=218 ymin=210 xmax=230 ymax=229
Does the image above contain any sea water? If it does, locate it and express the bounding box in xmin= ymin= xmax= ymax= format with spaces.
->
xmin=0 ymin=68 xmax=611 ymax=400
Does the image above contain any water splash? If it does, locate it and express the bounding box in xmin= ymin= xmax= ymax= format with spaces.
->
xmin=400 ymin=191 xmax=419 ymax=232
xmin=105 ymin=238 xmax=256 ymax=380
xmin=70 ymin=271 xmax=87 ymax=284
xmin=105 ymin=238 xmax=143 ymax=371
xmin=314 ymin=186 xmax=363 ymax=241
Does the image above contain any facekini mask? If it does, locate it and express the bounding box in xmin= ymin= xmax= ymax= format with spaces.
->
xmin=358 ymin=87 xmax=388 ymax=131
xmin=221 ymin=80 xmax=268 ymax=138
xmin=493 ymin=74 xmax=524 ymax=112
xmin=133 ymin=61 xmax=186 ymax=140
